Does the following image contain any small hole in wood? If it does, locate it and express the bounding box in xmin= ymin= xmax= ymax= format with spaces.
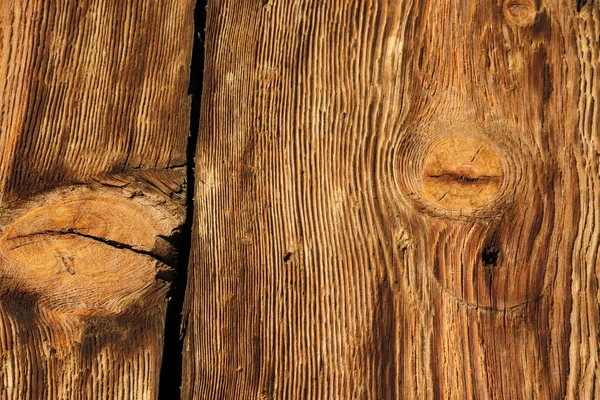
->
xmin=482 ymin=246 xmax=500 ymax=267
xmin=576 ymin=0 xmax=588 ymax=11
xmin=283 ymin=252 xmax=293 ymax=262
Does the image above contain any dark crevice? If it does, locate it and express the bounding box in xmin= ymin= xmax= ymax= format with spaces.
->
xmin=283 ymin=252 xmax=293 ymax=262
xmin=158 ymin=1 xmax=207 ymax=398
xmin=427 ymin=173 xmax=500 ymax=184
xmin=482 ymin=245 xmax=500 ymax=267
xmin=6 ymin=229 xmax=176 ymax=268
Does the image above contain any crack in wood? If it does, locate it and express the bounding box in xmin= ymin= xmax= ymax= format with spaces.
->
xmin=8 ymin=229 xmax=174 ymax=268
xmin=576 ymin=0 xmax=588 ymax=11
xmin=427 ymin=173 xmax=501 ymax=184
xmin=59 ymin=255 xmax=76 ymax=275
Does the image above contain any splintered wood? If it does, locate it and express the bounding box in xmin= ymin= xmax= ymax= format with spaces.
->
xmin=0 ymin=1 xmax=193 ymax=399
xmin=183 ymin=0 xmax=600 ymax=399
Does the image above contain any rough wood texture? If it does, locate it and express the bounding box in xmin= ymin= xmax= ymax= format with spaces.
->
xmin=0 ymin=1 xmax=193 ymax=398
xmin=183 ymin=0 xmax=600 ymax=398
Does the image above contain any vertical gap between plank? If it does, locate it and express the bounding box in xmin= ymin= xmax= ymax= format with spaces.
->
xmin=158 ymin=1 xmax=207 ymax=398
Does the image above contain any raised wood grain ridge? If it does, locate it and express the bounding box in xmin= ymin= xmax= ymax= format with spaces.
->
xmin=183 ymin=0 xmax=600 ymax=398
xmin=0 ymin=1 xmax=194 ymax=399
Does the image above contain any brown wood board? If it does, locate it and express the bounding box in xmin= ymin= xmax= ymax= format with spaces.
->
xmin=0 ymin=1 xmax=194 ymax=398
xmin=182 ymin=0 xmax=600 ymax=399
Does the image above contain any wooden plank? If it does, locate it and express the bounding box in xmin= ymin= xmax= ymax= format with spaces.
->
xmin=0 ymin=1 xmax=193 ymax=398
xmin=182 ymin=0 xmax=600 ymax=398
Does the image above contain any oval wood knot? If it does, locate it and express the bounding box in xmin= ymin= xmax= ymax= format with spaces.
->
xmin=421 ymin=135 xmax=503 ymax=211
xmin=396 ymin=121 xmax=520 ymax=220
xmin=0 ymin=186 xmax=182 ymax=316
xmin=503 ymin=0 xmax=538 ymax=28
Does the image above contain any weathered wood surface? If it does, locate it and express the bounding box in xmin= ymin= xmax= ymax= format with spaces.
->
xmin=183 ymin=0 xmax=600 ymax=398
xmin=0 ymin=1 xmax=193 ymax=398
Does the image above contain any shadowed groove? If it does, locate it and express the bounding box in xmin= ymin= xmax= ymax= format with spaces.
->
xmin=158 ymin=0 xmax=206 ymax=398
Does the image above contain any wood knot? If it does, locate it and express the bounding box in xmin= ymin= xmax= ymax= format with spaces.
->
xmin=0 ymin=186 xmax=182 ymax=315
xmin=503 ymin=0 xmax=538 ymax=28
xmin=421 ymin=136 xmax=503 ymax=211
xmin=396 ymin=121 xmax=518 ymax=220
xmin=398 ymin=120 xmax=555 ymax=311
